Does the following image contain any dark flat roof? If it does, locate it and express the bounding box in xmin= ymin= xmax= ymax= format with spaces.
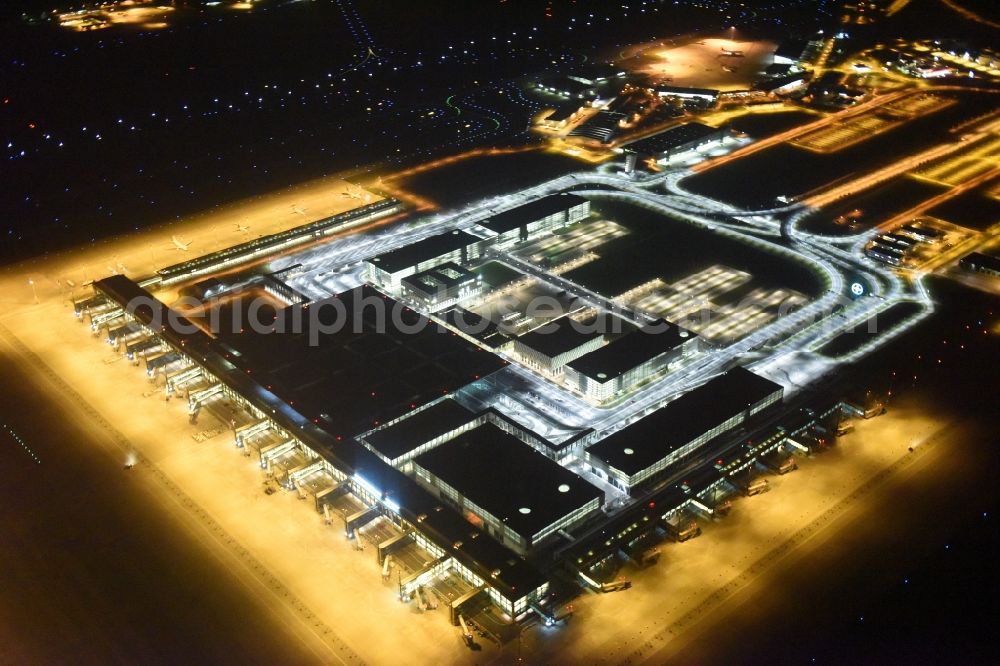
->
xmin=400 ymin=262 xmax=476 ymax=297
xmin=414 ymin=423 xmax=602 ymax=540
xmin=624 ymin=122 xmax=721 ymax=156
xmin=754 ymin=74 xmax=808 ymax=92
xmin=654 ymin=85 xmax=719 ymax=97
xmin=213 ymin=286 xmax=505 ymax=439
xmin=566 ymin=321 xmax=692 ymax=381
xmin=158 ymin=199 xmax=400 ymax=280
xmin=438 ymin=307 xmax=507 ymax=349
xmin=544 ymin=102 xmax=583 ymax=122
xmin=362 ymin=399 xmax=477 ymax=462
xmin=587 ymin=367 xmax=782 ymax=477
xmin=478 ymin=194 xmax=588 ymax=236
xmin=514 ymin=313 xmax=607 ymax=360
xmin=369 ymin=230 xmax=480 ymax=274
xmin=961 ymin=252 xmax=1000 ymax=273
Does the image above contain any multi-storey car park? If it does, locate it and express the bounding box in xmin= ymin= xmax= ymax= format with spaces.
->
xmin=72 ymin=139 xmax=938 ymax=632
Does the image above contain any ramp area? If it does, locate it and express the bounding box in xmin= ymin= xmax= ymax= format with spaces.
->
xmin=242 ymin=428 xmax=286 ymax=456
xmin=462 ymin=594 xmax=520 ymax=645
xmin=295 ymin=466 xmax=337 ymax=498
xmin=428 ymin=569 xmax=476 ymax=609
xmin=322 ymin=489 xmax=368 ymax=525
xmin=392 ymin=538 xmax=437 ymax=576
xmin=269 ymin=446 xmax=310 ymax=482
xmin=358 ymin=515 xmax=402 ymax=549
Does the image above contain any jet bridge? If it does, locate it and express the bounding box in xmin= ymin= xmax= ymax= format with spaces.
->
xmin=345 ymin=506 xmax=381 ymax=538
xmin=449 ymin=586 xmax=487 ymax=626
xmin=399 ymin=554 xmax=451 ymax=600
xmin=259 ymin=438 xmax=297 ymax=469
xmin=377 ymin=531 xmax=411 ymax=565
xmin=107 ymin=322 xmax=140 ymax=348
xmin=125 ymin=336 xmax=159 ymax=361
xmin=188 ymin=383 xmax=223 ymax=407
xmin=165 ymin=365 xmax=203 ymax=393
xmin=90 ymin=307 xmax=124 ymax=332
xmin=73 ymin=295 xmax=107 ymax=318
xmin=235 ymin=419 xmax=271 ymax=448
xmin=285 ymin=458 xmax=324 ymax=490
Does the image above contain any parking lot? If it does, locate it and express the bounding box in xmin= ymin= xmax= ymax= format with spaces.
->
xmin=628 ymin=265 xmax=808 ymax=343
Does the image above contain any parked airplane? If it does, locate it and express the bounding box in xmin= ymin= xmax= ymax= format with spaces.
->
xmin=170 ymin=235 xmax=191 ymax=251
xmin=292 ymin=204 xmax=307 ymax=215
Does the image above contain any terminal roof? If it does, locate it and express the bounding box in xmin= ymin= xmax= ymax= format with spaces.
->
xmin=543 ymin=102 xmax=582 ymax=122
xmin=566 ymin=321 xmax=691 ymax=381
xmin=369 ymin=230 xmax=481 ymax=274
xmin=93 ymin=276 xmax=544 ymax=601
xmin=478 ymin=193 xmax=588 ymax=236
xmin=213 ymin=285 xmax=504 ymax=439
xmin=414 ymin=423 xmax=602 ymax=540
xmin=587 ymin=367 xmax=782 ymax=477
xmin=437 ymin=307 xmax=507 ymax=349
xmin=362 ymin=398 xmax=476 ymax=463
xmin=653 ymin=85 xmax=720 ymax=98
xmin=514 ymin=313 xmax=609 ymax=359
xmin=400 ymin=262 xmax=476 ymax=297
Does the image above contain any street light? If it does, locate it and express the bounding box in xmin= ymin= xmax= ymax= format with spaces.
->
xmin=28 ymin=278 xmax=38 ymax=304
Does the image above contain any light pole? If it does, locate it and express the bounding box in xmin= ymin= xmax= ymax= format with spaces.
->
xmin=28 ymin=278 xmax=38 ymax=305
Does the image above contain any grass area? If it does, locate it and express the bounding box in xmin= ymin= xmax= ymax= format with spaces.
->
xmin=398 ymin=151 xmax=582 ymax=208
xmin=684 ymin=93 xmax=997 ymax=209
xmin=802 ymin=176 xmax=948 ymax=235
xmin=927 ymin=182 xmax=1000 ymax=231
xmin=729 ymin=110 xmax=818 ymax=139
xmin=818 ymin=302 xmax=924 ymax=357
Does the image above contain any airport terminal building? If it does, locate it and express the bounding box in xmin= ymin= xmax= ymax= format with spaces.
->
xmin=621 ymin=122 xmax=729 ymax=164
xmin=399 ymin=262 xmax=482 ymax=311
xmin=584 ymin=367 xmax=783 ymax=491
xmin=475 ymin=193 xmax=590 ymax=248
xmin=511 ymin=313 xmax=618 ymax=375
xmin=88 ymin=276 xmax=552 ymax=620
xmin=563 ymin=321 xmax=700 ymax=402
xmin=412 ymin=422 xmax=603 ymax=553
xmin=365 ymin=229 xmax=485 ymax=289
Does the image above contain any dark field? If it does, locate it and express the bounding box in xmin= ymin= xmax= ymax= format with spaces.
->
xmin=396 ymin=151 xmax=584 ymax=209
xmin=683 ymin=93 xmax=999 ymax=210
xmin=729 ymin=110 xmax=818 ymax=139
xmin=676 ymin=279 xmax=1000 ymax=665
xmin=818 ymin=301 xmax=925 ymax=357
xmin=803 ymin=176 xmax=948 ymax=235
xmin=927 ymin=180 xmax=1000 ymax=231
